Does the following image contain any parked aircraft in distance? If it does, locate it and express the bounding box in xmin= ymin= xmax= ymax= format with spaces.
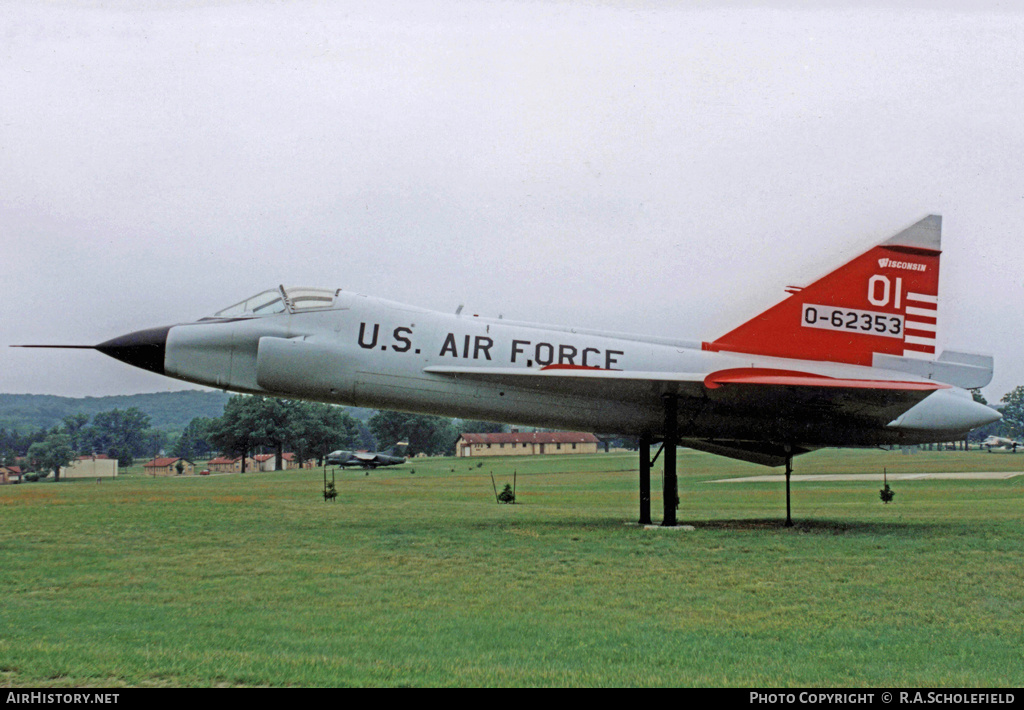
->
xmin=16 ymin=215 xmax=1001 ymax=524
xmin=981 ymin=435 xmax=1020 ymax=452
xmin=327 ymin=448 xmax=407 ymax=469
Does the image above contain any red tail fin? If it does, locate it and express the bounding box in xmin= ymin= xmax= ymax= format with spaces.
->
xmin=704 ymin=215 xmax=941 ymax=366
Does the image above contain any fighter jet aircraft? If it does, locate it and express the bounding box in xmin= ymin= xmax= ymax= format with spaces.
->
xmin=981 ymin=435 xmax=1020 ymax=452
xmin=16 ymin=215 xmax=1001 ymax=523
xmin=326 ymin=448 xmax=407 ymax=468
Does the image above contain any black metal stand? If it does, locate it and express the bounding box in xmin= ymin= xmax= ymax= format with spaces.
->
xmin=784 ymin=454 xmax=793 ymax=527
xmin=638 ymin=433 xmax=652 ymax=525
xmin=662 ymin=393 xmax=678 ymax=527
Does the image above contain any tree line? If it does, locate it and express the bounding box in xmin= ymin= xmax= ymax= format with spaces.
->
xmin=190 ymin=397 xmax=505 ymax=468
xmin=2 ymin=392 xmax=510 ymax=480
xmin=183 ymin=397 xmax=364 ymax=469
xmin=2 ymin=408 xmax=165 ymax=478
xmin=0 ymin=391 xmax=231 ymax=435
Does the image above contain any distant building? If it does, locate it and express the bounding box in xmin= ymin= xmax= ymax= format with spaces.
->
xmin=253 ymin=453 xmax=313 ymax=471
xmin=207 ymin=456 xmax=257 ymax=473
xmin=61 ymin=456 xmax=118 ymax=479
xmin=0 ymin=465 xmax=23 ymax=484
xmin=253 ymin=454 xmax=276 ymax=471
xmin=455 ymin=432 xmax=601 ymax=458
xmin=142 ymin=457 xmax=195 ymax=476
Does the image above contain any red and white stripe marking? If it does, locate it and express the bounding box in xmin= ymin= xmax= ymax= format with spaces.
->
xmin=902 ymin=292 xmax=937 ymax=358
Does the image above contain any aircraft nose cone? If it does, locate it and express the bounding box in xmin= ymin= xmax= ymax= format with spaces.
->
xmin=95 ymin=326 xmax=172 ymax=375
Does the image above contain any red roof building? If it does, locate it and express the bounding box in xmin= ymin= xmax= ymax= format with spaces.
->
xmin=253 ymin=452 xmax=313 ymax=471
xmin=142 ymin=457 xmax=194 ymax=476
xmin=206 ymin=456 xmax=256 ymax=473
xmin=0 ymin=465 xmax=23 ymax=484
xmin=455 ymin=432 xmax=600 ymax=458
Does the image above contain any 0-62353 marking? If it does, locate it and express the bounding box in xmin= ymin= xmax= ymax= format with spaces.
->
xmin=801 ymin=303 xmax=904 ymax=339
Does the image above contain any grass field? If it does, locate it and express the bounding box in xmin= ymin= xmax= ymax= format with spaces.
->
xmin=1 ymin=448 xmax=1022 ymax=687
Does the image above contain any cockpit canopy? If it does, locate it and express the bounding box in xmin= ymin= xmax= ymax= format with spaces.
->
xmin=210 ymin=286 xmax=339 ymax=318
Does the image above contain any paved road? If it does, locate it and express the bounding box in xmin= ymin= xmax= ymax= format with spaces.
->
xmin=710 ymin=471 xmax=1024 ymax=483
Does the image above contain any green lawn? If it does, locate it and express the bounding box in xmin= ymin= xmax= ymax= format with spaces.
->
xmin=1 ymin=449 xmax=1022 ymax=687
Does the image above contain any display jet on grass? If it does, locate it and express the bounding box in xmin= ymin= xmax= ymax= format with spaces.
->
xmin=326 ymin=448 xmax=406 ymax=469
xmin=17 ymin=216 xmax=1000 ymax=524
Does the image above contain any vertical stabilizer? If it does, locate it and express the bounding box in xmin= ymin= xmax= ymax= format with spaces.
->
xmin=704 ymin=216 xmax=942 ymax=366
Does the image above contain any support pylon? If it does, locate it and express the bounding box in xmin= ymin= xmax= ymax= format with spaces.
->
xmin=784 ymin=454 xmax=794 ymax=528
xmin=638 ymin=433 xmax=652 ymax=525
xmin=662 ymin=394 xmax=678 ymax=527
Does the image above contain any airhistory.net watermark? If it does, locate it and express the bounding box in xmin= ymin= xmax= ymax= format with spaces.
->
xmin=6 ymin=693 xmax=119 ymax=705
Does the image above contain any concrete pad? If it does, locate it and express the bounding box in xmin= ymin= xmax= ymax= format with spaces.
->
xmin=709 ymin=471 xmax=1024 ymax=483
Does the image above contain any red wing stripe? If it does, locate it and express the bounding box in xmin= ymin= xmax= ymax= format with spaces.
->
xmin=540 ymin=364 xmax=610 ymax=371
xmin=704 ymin=368 xmax=947 ymax=390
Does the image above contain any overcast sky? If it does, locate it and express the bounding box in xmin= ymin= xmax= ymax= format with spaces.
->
xmin=3 ymin=1 xmax=1022 ymax=402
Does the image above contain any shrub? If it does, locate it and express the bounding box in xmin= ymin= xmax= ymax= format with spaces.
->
xmin=880 ymin=483 xmax=895 ymax=504
xmin=498 ymin=483 xmax=515 ymax=504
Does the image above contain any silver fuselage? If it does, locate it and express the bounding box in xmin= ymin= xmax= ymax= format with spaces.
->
xmin=161 ymin=291 xmax=996 ymax=448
